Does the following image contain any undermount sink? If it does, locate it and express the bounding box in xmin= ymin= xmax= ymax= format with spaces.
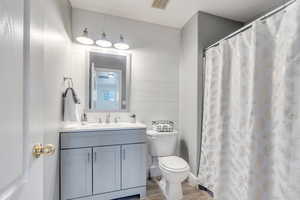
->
xmin=61 ymin=122 xmax=147 ymax=132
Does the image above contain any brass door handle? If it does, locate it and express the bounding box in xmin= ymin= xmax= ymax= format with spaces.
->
xmin=32 ymin=144 xmax=56 ymax=158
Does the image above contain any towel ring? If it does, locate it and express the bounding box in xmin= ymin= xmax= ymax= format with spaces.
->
xmin=64 ymin=77 xmax=73 ymax=88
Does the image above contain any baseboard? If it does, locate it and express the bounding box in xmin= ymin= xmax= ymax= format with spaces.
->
xmin=187 ymin=172 xmax=199 ymax=186
xmin=198 ymin=185 xmax=214 ymax=197
xmin=187 ymin=173 xmax=214 ymax=197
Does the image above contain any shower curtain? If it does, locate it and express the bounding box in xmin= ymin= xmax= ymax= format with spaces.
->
xmin=198 ymin=1 xmax=300 ymax=200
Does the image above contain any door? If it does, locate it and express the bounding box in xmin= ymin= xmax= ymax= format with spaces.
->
xmin=93 ymin=146 xmax=121 ymax=194
xmin=122 ymin=144 xmax=147 ymax=189
xmin=0 ymin=0 xmax=44 ymax=199
xmin=1 ymin=0 xmax=52 ymax=199
xmin=1 ymin=0 xmax=68 ymax=199
xmin=0 ymin=0 xmax=24 ymax=195
xmin=61 ymin=148 xmax=93 ymax=200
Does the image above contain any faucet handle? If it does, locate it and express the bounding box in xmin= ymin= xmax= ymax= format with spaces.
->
xmin=114 ymin=117 xmax=120 ymax=123
xmin=98 ymin=117 xmax=102 ymax=124
xmin=105 ymin=112 xmax=111 ymax=123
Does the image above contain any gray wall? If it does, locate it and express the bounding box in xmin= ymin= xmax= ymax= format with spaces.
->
xmin=198 ymin=12 xmax=243 ymax=48
xmin=179 ymin=11 xmax=242 ymax=175
xmin=179 ymin=13 xmax=200 ymax=175
xmin=71 ymin=8 xmax=181 ymax=128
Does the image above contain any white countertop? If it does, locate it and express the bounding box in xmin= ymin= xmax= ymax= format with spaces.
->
xmin=60 ymin=122 xmax=147 ymax=133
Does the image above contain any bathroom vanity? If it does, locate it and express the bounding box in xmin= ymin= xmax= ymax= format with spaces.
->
xmin=59 ymin=123 xmax=147 ymax=200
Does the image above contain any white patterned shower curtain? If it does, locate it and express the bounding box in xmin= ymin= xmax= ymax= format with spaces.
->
xmin=198 ymin=1 xmax=300 ymax=200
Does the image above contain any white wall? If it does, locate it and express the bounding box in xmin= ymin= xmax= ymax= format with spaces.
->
xmin=179 ymin=12 xmax=242 ymax=175
xmin=71 ymin=8 xmax=181 ymax=128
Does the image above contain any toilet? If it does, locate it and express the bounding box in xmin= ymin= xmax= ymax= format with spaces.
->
xmin=147 ymin=130 xmax=190 ymax=200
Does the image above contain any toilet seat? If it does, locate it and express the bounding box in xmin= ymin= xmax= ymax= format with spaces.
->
xmin=159 ymin=156 xmax=189 ymax=172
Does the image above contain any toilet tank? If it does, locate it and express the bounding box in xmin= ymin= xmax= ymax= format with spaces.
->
xmin=147 ymin=130 xmax=178 ymax=157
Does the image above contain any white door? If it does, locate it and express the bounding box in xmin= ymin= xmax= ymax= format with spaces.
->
xmin=93 ymin=146 xmax=121 ymax=195
xmin=0 ymin=0 xmax=47 ymax=199
xmin=61 ymin=148 xmax=93 ymax=200
xmin=0 ymin=0 xmax=24 ymax=196
xmin=121 ymin=144 xmax=147 ymax=189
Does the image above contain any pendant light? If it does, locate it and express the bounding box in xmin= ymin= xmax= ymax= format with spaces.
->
xmin=114 ymin=35 xmax=130 ymax=50
xmin=76 ymin=28 xmax=94 ymax=45
xmin=96 ymin=32 xmax=112 ymax=48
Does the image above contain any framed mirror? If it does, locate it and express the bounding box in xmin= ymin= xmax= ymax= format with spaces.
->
xmin=87 ymin=50 xmax=131 ymax=112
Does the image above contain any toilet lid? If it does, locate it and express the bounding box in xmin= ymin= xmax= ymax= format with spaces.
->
xmin=159 ymin=156 xmax=189 ymax=171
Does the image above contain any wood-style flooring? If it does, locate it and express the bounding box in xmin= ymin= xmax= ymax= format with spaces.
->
xmin=118 ymin=179 xmax=213 ymax=200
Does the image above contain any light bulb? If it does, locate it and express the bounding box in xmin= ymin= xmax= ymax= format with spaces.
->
xmin=76 ymin=28 xmax=94 ymax=45
xmin=96 ymin=32 xmax=112 ymax=48
xmin=114 ymin=35 xmax=130 ymax=50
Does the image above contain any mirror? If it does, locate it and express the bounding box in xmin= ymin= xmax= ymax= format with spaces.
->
xmin=88 ymin=50 xmax=131 ymax=112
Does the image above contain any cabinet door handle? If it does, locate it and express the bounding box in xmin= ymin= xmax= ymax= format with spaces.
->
xmin=123 ymin=149 xmax=126 ymax=160
xmin=94 ymin=151 xmax=97 ymax=162
xmin=88 ymin=152 xmax=90 ymax=163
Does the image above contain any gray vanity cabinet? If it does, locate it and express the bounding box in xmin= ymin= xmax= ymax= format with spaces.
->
xmin=60 ymin=148 xmax=92 ymax=200
xmin=60 ymin=129 xmax=147 ymax=200
xmin=122 ymin=144 xmax=147 ymax=189
xmin=93 ymin=146 xmax=121 ymax=194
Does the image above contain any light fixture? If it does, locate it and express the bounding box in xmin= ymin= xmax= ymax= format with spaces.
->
xmin=114 ymin=35 xmax=130 ymax=50
xmin=96 ymin=32 xmax=112 ymax=48
xmin=76 ymin=28 xmax=94 ymax=45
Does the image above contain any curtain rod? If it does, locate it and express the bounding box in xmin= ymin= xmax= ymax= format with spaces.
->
xmin=204 ymin=0 xmax=296 ymax=52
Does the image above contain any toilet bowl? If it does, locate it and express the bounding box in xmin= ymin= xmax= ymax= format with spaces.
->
xmin=147 ymin=130 xmax=190 ymax=200
xmin=158 ymin=156 xmax=190 ymax=200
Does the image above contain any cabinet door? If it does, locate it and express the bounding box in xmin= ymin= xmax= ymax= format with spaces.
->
xmin=61 ymin=148 xmax=92 ymax=200
xmin=93 ymin=146 xmax=121 ymax=194
xmin=122 ymin=143 xmax=147 ymax=189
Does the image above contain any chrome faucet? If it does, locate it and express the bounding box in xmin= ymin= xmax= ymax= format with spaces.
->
xmin=105 ymin=113 xmax=111 ymax=124
xmin=81 ymin=113 xmax=88 ymax=124
xmin=82 ymin=113 xmax=88 ymax=121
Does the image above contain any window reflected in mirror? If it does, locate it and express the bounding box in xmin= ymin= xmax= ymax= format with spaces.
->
xmin=94 ymin=69 xmax=122 ymax=110
xmin=88 ymin=50 xmax=131 ymax=112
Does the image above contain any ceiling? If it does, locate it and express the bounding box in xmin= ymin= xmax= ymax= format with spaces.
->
xmin=70 ymin=0 xmax=289 ymax=28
